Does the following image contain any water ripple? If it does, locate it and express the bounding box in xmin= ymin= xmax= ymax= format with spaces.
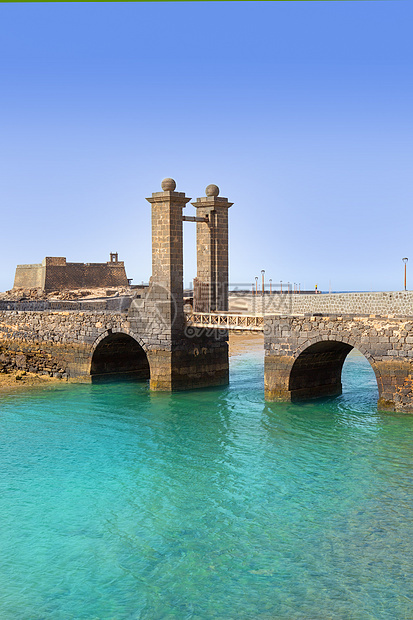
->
xmin=0 ymin=350 xmax=412 ymax=618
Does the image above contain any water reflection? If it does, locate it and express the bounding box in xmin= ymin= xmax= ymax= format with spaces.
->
xmin=0 ymin=347 xmax=412 ymax=618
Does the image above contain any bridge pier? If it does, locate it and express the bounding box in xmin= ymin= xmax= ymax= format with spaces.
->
xmin=137 ymin=179 xmax=230 ymax=391
xmin=374 ymin=359 xmax=413 ymax=411
xmin=147 ymin=338 xmax=229 ymax=391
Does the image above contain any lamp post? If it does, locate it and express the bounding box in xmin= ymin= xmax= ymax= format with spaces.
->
xmin=269 ymin=278 xmax=272 ymax=294
xmin=402 ymin=257 xmax=408 ymax=291
xmin=261 ymin=269 xmax=265 ymax=296
xmin=255 ymin=276 xmax=258 ymax=296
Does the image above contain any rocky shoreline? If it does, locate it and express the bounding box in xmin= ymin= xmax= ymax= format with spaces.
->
xmin=0 ymin=369 xmax=62 ymax=392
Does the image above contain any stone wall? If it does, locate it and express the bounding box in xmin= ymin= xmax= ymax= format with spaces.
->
xmin=228 ymin=291 xmax=413 ymax=317
xmin=44 ymin=261 xmax=128 ymax=290
xmin=264 ymin=313 xmax=413 ymax=412
xmin=0 ymin=309 xmax=131 ymax=380
xmin=291 ymin=291 xmax=413 ymax=316
xmin=0 ymin=296 xmax=134 ymax=313
xmin=0 ymin=300 xmax=229 ymax=390
xmin=13 ymin=256 xmax=128 ymax=291
xmin=13 ymin=264 xmax=44 ymax=289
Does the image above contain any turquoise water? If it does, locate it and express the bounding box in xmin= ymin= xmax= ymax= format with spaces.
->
xmin=0 ymin=349 xmax=413 ymax=620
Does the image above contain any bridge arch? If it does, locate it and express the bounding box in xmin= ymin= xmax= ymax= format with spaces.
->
xmin=288 ymin=336 xmax=382 ymax=401
xmin=90 ymin=329 xmax=150 ymax=382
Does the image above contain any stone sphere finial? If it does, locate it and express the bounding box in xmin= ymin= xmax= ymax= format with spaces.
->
xmin=205 ymin=184 xmax=219 ymax=197
xmin=161 ymin=178 xmax=176 ymax=191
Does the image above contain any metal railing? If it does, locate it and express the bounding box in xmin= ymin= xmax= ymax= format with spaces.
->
xmin=186 ymin=311 xmax=265 ymax=331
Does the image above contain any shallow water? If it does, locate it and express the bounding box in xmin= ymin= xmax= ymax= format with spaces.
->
xmin=0 ymin=349 xmax=412 ymax=619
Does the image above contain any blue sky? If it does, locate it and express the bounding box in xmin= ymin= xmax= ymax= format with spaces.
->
xmin=1 ymin=1 xmax=412 ymax=292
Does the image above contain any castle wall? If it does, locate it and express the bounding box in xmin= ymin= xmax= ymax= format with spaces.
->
xmin=13 ymin=257 xmax=128 ymax=291
xmin=43 ymin=262 xmax=128 ymax=290
xmin=13 ymin=264 xmax=44 ymax=289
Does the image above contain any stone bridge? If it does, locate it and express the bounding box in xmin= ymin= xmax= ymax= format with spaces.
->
xmin=264 ymin=312 xmax=413 ymax=413
xmin=0 ymin=178 xmax=232 ymax=392
xmin=1 ymin=177 xmax=413 ymax=413
xmin=0 ymin=297 xmax=228 ymax=390
xmin=186 ymin=303 xmax=413 ymax=412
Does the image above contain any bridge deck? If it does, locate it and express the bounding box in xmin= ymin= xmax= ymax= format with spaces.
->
xmin=186 ymin=312 xmax=264 ymax=331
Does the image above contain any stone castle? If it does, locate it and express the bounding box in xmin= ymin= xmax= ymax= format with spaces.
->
xmin=13 ymin=253 xmax=128 ymax=291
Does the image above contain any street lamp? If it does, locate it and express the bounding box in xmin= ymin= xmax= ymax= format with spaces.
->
xmin=261 ymin=269 xmax=265 ymax=295
xmin=402 ymin=257 xmax=408 ymax=291
xmin=255 ymin=276 xmax=258 ymax=295
xmin=269 ymin=278 xmax=272 ymax=294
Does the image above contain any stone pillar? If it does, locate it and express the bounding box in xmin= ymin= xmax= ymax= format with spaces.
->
xmin=129 ymin=178 xmax=229 ymax=392
xmin=192 ymin=184 xmax=233 ymax=312
xmin=145 ymin=178 xmax=191 ymax=340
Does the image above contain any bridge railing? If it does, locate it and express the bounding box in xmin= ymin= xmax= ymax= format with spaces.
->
xmin=186 ymin=311 xmax=265 ymax=331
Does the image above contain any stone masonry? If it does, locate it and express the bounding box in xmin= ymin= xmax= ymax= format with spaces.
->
xmin=0 ymin=299 xmax=228 ymax=388
xmin=0 ymin=308 xmax=131 ymax=380
xmin=264 ymin=313 xmax=413 ymax=413
xmin=192 ymin=184 xmax=233 ymax=312
xmin=13 ymin=255 xmax=128 ymax=291
xmin=291 ymin=291 xmax=413 ymax=316
xmin=137 ymin=178 xmax=229 ymax=390
xmin=228 ymin=291 xmax=413 ymax=316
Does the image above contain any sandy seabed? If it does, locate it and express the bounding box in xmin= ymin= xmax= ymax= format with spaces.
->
xmin=228 ymin=332 xmax=264 ymax=357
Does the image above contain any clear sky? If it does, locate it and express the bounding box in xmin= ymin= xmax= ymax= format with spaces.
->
xmin=1 ymin=1 xmax=412 ymax=292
